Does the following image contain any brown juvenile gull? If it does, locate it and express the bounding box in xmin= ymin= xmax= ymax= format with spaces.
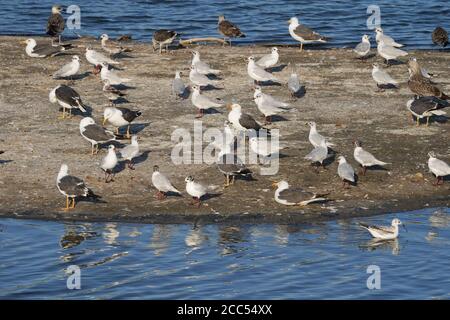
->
xmin=406 ymin=97 xmax=448 ymax=126
xmin=152 ymin=29 xmax=178 ymax=54
xmin=218 ymin=15 xmax=245 ymax=46
xmin=79 ymin=117 xmax=116 ymax=155
xmin=408 ymin=58 xmax=449 ymax=99
xmin=272 ymin=180 xmax=328 ymax=206
xmin=288 ymin=17 xmax=328 ymax=51
xmin=49 ymin=84 xmax=87 ymax=119
xmin=23 ymin=38 xmax=68 ymax=58
xmin=100 ymin=34 xmax=131 ymax=56
xmin=57 ymin=164 xmax=100 ymax=211
xmin=432 ymin=27 xmax=449 ymax=48
xmin=103 ymin=106 xmax=142 ymax=138
xmin=152 ymin=165 xmax=181 ymax=200
xmin=46 ymin=4 xmax=65 ymax=43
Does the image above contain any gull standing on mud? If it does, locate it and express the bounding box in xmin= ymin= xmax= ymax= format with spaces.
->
xmin=100 ymin=34 xmax=131 ymax=56
xmin=172 ymin=71 xmax=187 ymax=99
xmin=256 ymin=47 xmax=279 ymax=69
xmin=272 ymin=180 xmax=328 ymax=206
xmin=217 ymin=15 xmax=245 ymax=46
xmin=191 ymin=50 xmax=221 ymax=75
xmin=49 ymin=84 xmax=87 ymax=118
xmin=57 ymin=164 xmax=100 ymax=211
xmin=374 ymin=28 xmax=404 ymax=47
xmin=217 ymin=147 xmax=252 ymax=187
xmin=23 ymin=38 xmax=68 ymax=58
xmin=103 ymin=106 xmax=142 ymax=138
xmin=406 ymin=97 xmax=448 ymax=126
xmin=152 ymin=165 xmax=181 ymax=200
xmin=377 ymin=40 xmax=408 ymax=65
xmin=354 ymin=35 xmax=371 ymax=59
xmin=152 ymin=29 xmax=178 ymax=54
xmin=185 ymin=176 xmax=216 ymax=207
xmin=307 ymin=121 xmax=334 ymax=148
xmin=189 ymin=66 xmax=219 ymax=88
xmin=119 ymin=135 xmax=140 ymax=170
xmin=100 ymin=62 xmax=131 ymax=85
xmin=432 ymin=27 xmax=448 ymax=47
xmin=85 ymin=47 xmax=119 ymax=74
xmin=249 ymin=136 xmax=281 ymax=160
xmin=408 ymin=58 xmax=449 ymax=99
xmin=287 ymin=67 xmax=302 ymax=98
xmin=359 ymin=218 xmax=405 ymax=240
xmin=371 ymin=63 xmax=398 ymax=91
xmin=191 ymin=85 xmax=223 ymax=118
xmin=288 ymin=17 xmax=328 ymax=51
xmin=53 ymin=55 xmax=80 ymax=80
xmin=353 ymin=140 xmax=389 ymax=175
xmin=227 ymin=103 xmax=268 ymax=134
xmin=337 ymin=156 xmax=356 ymax=188
xmin=101 ymin=145 xmax=118 ymax=183
xmin=79 ymin=117 xmax=116 ymax=155
xmin=304 ymin=139 xmax=328 ymax=168
xmin=46 ymin=5 xmax=65 ymax=43
xmin=247 ymin=56 xmax=278 ymax=84
xmin=103 ymin=79 xmax=128 ymax=105
xmin=427 ymin=152 xmax=450 ymax=185
xmin=254 ymin=92 xmax=290 ymax=124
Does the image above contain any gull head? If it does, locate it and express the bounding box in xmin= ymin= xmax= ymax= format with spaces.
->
xmin=72 ymin=55 xmax=80 ymax=62
xmin=191 ymin=50 xmax=200 ymax=57
xmin=391 ymin=218 xmax=402 ymax=227
xmin=100 ymin=62 xmax=109 ymax=69
xmin=107 ymin=144 xmax=116 ymax=151
xmin=288 ymin=17 xmax=299 ymax=26
xmin=218 ymin=15 xmax=225 ymax=23
xmin=185 ymin=175 xmax=195 ymax=183
xmin=227 ymin=103 xmax=241 ymax=111
xmin=247 ymin=56 xmax=255 ymax=62
xmin=272 ymin=180 xmax=289 ymax=190
xmin=153 ymin=165 xmax=160 ymax=172
xmin=337 ymin=155 xmax=346 ymax=163
xmin=58 ymin=163 xmax=69 ymax=176
xmin=175 ymin=70 xmax=182 ymax=77
xmin=79 ymin=117 xmax=95 ymax=129
xmin=354 ymin=140 xmax=362 ymax=147
xmin=51 ymin=5 xmax=63 ymax=14
xmin=191 ymin=85 xmax=200 ymax=92
xmin=428 ymin=151 xmax=436 ymax=158
xmin=372 ymin=63 xmax=380 ymax=71
xmin=253 ymin=85 xmax=262 ymax=92
xmin=375 ymin=27 xmax=383 ymax=35
xmin=307 ymin=121 xmax=316 ymax=128
xmin=24 ymin=38 xmax=36 ymax=47
xmin=254 ymin=92 xmax=263 ymax=101
xmin=362 ymin=34 xmax=370 ymax=42
xmin=103 ymin=107 xmax=116 ymax=122
xmin=100 ymin=34 xmax=109 ymax=41
xmin=271 ymin=47 xmax=278 ymax=53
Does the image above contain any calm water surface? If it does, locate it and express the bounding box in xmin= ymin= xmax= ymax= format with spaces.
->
xmin=0 ymin=1 xmax=449 ymax=48
xmin=0 ymin=208 xmax=449 ymax=299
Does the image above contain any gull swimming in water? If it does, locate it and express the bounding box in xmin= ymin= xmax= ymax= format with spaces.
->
xmin=406 ymin=97 xmax=448 ymax=126
xmin=247 ymin=56 xmax=278 ymax=84
xmin=172 ymin=71 xmax=187 ymax=99
xmin=256 ymin=47 xmax=279 ymax=69
xmin=374 ymin=28 xmax=404 ymax=47
xmin=354 ymin=34 xmax=371 ymax=59
xmin=307 ymin=121 xmax=334 ymax=148
xmin=353 ymin=140 xmax=389 ymax=175
xmin=103 ymin=106 xmax=142 ymax=138
xmin=46 ymin=5 xmax=65 ymax=43
xmin=49 ymin=84 xmax=87 ymax=118
xmin=79 ymin=117 xmax=116 ymax=155
xmin=432 ymin=27 xmax=448 ymax=47
xmin=100 ymin=62 xmax=131 ymax=85
xmin=191 ymin=85 xmax=223 ymax=118
xmin=152 ymin=29 xmax=178 ymax=54
xmin=272 ymin=180 xmax=328 ymax=206
xmin=100 ymin=145 xmax=118 ymax=183
xmin=57 ymin=164 xmax=100 ymax=211
xmin=191 ymin=50 xmax=220 ymax=75
xmin=23 ymin=38 xmax=68 ymax=58
xmin=427 ymin=152 xmax=450 ymax=185
xmin=288 ymin=17 xmax=328 ymax=51
xmin=337 ymin=156 xmax=356 ymax=188
xmin=119 ymin=135 xmax=140 ymax=170
xmin=377 ymin=40 xmax=408 ymax=65
xmin=218 ymin=15 xmax=245 ymax=46
xmin=359 ymin=218 xmax=405 ymax=240
xmin=152 ymin=165 xmax=181 ymax=199
xmin=371 ymin=63 xmax=398 ymax=91
xmin=53 ymin=55 xmax=80 ymax=80
xmin=189 ymin=66 xmax=219 ymax=88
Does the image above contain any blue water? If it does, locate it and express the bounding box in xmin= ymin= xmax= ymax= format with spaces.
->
xmin=0 ymin=208 xmax=449 ymax=299
xmin=0 ymin=0 xmax=448 ymax=48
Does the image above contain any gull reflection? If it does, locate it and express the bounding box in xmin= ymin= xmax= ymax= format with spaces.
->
xmin=149 ymin=224 xmax=174 ymax=256
xmin=59 ymin=224 xmax=98 ymax=262
xmin=359 ymin=238 xmax=401 ymax=255
xmin=185 ymin=225 xmax=207 ymax=251
xmin=103 ymin=223 xmax=120 ymax=245
xmin=218 ymin=225 xmax=248 ymax=255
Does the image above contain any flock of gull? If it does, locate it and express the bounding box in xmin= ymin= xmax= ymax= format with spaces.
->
xmin=12 ymin=5 xmax=450 ymax=239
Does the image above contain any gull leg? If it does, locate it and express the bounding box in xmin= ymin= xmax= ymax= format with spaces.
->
xmin=426 ymin=116 xmax=430 ymax=126
xmin=63 ymin=195 xmax=69 ymax=211
xmin=224 ymin=175 xmax=230 ymax=187
xmin=159 ymin=44 xmax=162 ymax=55
xmin=231 ymin=175 xmax=235 ymax=185
xmin=416 ymin=117 xmax=420 ymax=126
xmin=91 ymin=144 xmax=95 ymax=155
xmin=128 ymin=160 xmax=135 ymax=170
xmin=300 ymin=43 xmax=303 ymax=51
xmin=265 ymin=116 xmax=272 ymax=125
xmin=59 ymin=107 xmax=66 ymax=119
xmin=195 ymin=109 xmax=204 ymax=119
xmin=115 ymin=127 xmax=119 ymax=135
xmin=126 ymin=125 xmax=131 ymax=139
xmin=70 ymin=197 xmax=76 ymax=209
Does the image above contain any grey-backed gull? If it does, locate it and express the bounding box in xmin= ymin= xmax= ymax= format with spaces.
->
xmin=79 ymin=117 xmax=116 ymax=155
xmin=377 ymin=40 xmax=408 ymax=65
xmin=172 ymin=71 xmax=187 ymax=99
xmin=191 ymin=50 xmax=220 ymax=75
xmin=288 ymin=17 xmax=328 ymax=51
xmin=374 ymin=28 xmax=403 ymax=47
xmin=272 ymin=180 xmax=328 ymax=206
xmin=103 ymin=106 xmax=142 ymax=138
xmin=119 ymin=135 xmax=140 ymax=169
xmin=191 ymin=85 xmax=223 ymax=118
xmin=247 ymin=56 xmax=278 ymax=84
xmin=354 ymin=35 xmax=371 ymax=59
xmin=49 ymin=84 xmax=87 ymax=118
xmin=307 ymin=121 xmax=334 ymax=148
xmin=337 ymin=156 xmax=356 ymax=188
xmin=407 ymin=97 xmax=448 ymax=126
xmin=256 ymin=47 xmax=279 ymax=69
xmin=372 ymin=63 xmax=398 ymax=91
xmin=23 ymin=38 xmax=67 ymax=58
xmin=53 ymin=55 xmax=80 ymax=80
xmin=217 ymin=148 xmax=252 ymax=187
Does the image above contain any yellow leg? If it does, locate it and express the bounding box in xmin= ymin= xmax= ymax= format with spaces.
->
xmin=63 ymin=195 xmax=69 ymax=211
xmin=300 ymin=43 xmax=303 ymax=51
xmin=91 ymin=145 xmax=95 ymax=155
xmin=416 ymin=117 xmax=420 ymax=126
xmin=59 ymin=107 xmax=66 ymax=119
xmin=126 ymin=125 xmax=131 ymax=139
xmin=70 ymin=197 xmax=76 ymax=209
xmin=115 ymin=127 xmax=119 ymax=135
xmin=426 ymin=117 xmax=430 ymax=126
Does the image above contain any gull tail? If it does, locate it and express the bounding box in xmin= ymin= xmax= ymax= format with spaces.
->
xmin=375 ymin=160 xmax=390 ymax=166
xmin=392 ymin=42 xmax=404 ymax=48
xmin=299 ymin=197 xmax=327 ymax=206
xmin=76 ymin=99 xmax=87 ymax=113
xmin=431 ymin=110 xmax=447 ymax=116
xmin=358 ymin=222 xmax=371 ymax=230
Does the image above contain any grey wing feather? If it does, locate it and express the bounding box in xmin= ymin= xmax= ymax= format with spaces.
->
xmin=355 ymin=41 xmax=370 ymax=53
xmin=83 ymin=125 xmax=115 ymax=142
xmin=173 ymin=78 xmax=186 ymax=95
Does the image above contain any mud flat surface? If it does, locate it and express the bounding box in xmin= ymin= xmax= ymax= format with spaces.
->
xmin=0 ymin=36 xmax=449 ymax=224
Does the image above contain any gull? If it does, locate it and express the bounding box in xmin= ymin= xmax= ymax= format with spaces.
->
xmin=103 ymin=106 xmax=142 ymax=138
xmin=406 ymin=97 xmax=448 ymax=126
xmin=254 ymin=92 xmax=290 ymax=124
xmin=432 ymin=27 xmax=448 ymax=48
xmin=304 ymin=139 xmax=328 ymax=167
xmin=57 ymin=164 xmax=100 ymax=211
xmin=287 ymin=66 xmax=302 ymax=98
xmin=79 ymin=117 xmax=116 ymax=155
xmin=191 ymin=50 xmax=220 ymax=75
xmin=353 ymin=140 xmax=389 ymax=175
xmin=249 ymin=136 xmax=281 ymax=159
xmin=337 ymin=156 xmax=356 ymax=188
xmin=119 ymin=135 xmax=140 ymax=170
xmin=189 ymin=66 xmax=218 ymax=88
xmin=100 ymin=62 xmax=131 ymax=85
xmin=217 ymin=147 xmax=252 ymax=187
xmin=172 ymin=71 xmax=187 ymax=99
xmin=247 ymin=56 xmax=278 ymax=84
xmin=100 ymin=34 xmax=131 ymax=56
xmin=407 ymin=57 xmax=434 ymax=79
xmin=371 ymin=63 xmax=398 ymax=91
xmin=408 ymin=58 xmax=449 ymax=99
xmin=227 ymin=103 xmax=269 ymax=134
xmin=374 ymin=28 xmax=404 ymax=47
xmin=191 ymin=85 xmax=223 ymax=118
xmin=427 ymin=152 xmax=450 ymax=185
xmin=49 ymin=84 xmax=87 ymax=119
xmin=152 ymin=165 xmax=181 ymax=199
xmin=218 ymin=15 xmax=245 ymax=46
xmin=272 ymin=180 xmax=328 ymax=206
xmin=359 ymin=218 xmax=405 ymax=240
xmin=288 ymin=17 xmax=328 ymax=51
xmin=53 ymin=55 xmax=80 ymax=80
xmin=211 ymin=120 xmax=237 ymax=151
xmin=85 ymin=47 xmax=119 ymax=74
xmin=256 ymin=47 xmax=279 ymax=69
xmin=354 ymin=34 xmax=371 ymax=59
xmin=377 ymin=40 xmax=408 ymax=65
xmin=100 ymin=145 xmax=118 ymax=183
xmin=307 ymin=121 xmax=334 ymax=148
xmin=254 ymin=86 xmax=289 ymax=108
xmin=46 ymin=5 xmax=65 ymax=43
xmin=103 ymin=79 xmax=127 ymax=105
xmin=185 ymin=176 xmax=217 ymax=207
xmin=23 ymin=38 xmax=67 ymax=58
xmin=152 ymin=29 xmax=178 ymax=54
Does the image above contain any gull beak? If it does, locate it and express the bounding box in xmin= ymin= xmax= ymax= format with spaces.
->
xmin=271 ymin=182 xmax=279 ymax=189
xmin=102 ymin=117 xmax=107 ymax=125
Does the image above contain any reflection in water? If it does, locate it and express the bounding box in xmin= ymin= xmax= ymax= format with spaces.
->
xmin=218 ymin=226 xmax=248 ymax=255
xmin=426 ymin=210 xmax=449 ymax=242
xmin=103 ymin=223 xmax=120 ymax=245
xmin=149 ymin=225 xmax=174 ymax=256
xmin=359 ymin=238 xmax=401 ymax=255
xmin=185 ymin=226 xmax=207 ymax=250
